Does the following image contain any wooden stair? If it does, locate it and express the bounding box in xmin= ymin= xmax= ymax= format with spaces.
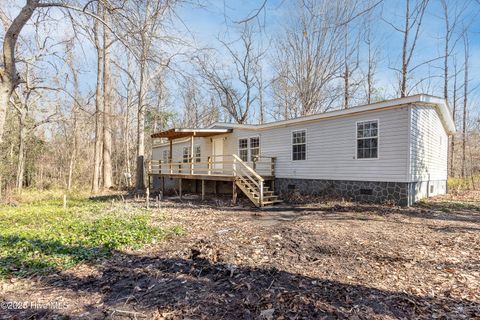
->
xmin=235 ymin=176 xmax=282 ymax=207
xmin=232 ymin=154 xmax=282 ymax=207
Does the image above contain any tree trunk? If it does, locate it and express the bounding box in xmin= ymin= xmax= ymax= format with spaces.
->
xmin=136 ymin=64 xmax=147 ymax=191
xmin=92 ymin=6 xmax=103 ymax=194
xmin=67 ymin=146 xmax=76 ymax=190
xmin=102 ymin=4 xmax=113 ymax=189
xmin=0 ymin=1 xmax=37 ymax=143
xmin=461 ymin=36 xmax=468 ymax=178
xmin=0 ymin=91 xmax=12 ymax=145
xmin=15 ymin=114 xmax=27 ymax=190
xmin=400 ymin=0 xmax=410 ymax=98
xmin=449 ymin=60 xmax=457 ymax=176
xmin=124 ymin=55 xmax=133 ymax=188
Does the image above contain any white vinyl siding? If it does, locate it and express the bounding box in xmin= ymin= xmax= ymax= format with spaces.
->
xmin=409 ymin=105 xmax=448 ymax=182
xmin=152 ymin=104 xmax=450 ymax=184
xmin=257 ymin=107 xmax=410 ymax=181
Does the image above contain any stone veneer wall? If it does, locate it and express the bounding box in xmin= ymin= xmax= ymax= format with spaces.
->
xmin=275 ymin=178 xmax=411 ymax=206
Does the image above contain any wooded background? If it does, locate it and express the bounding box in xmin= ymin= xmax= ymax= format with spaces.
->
xmin=0 ymin=0 xmax=479 ymax=196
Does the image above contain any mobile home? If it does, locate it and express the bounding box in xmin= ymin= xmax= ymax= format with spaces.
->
xmin=148 ymin=94 xmax=455 ymax=207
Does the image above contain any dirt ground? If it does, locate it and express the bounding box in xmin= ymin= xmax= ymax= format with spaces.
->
xmin=1 ymin=191 xmax=479 ymax=319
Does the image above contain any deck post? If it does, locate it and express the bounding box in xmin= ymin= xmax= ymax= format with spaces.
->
xmin=190 ymin=135 xmax=194 ymax=175
xmin=259 ymin=180 xmax=264 ymax=207
xmin=232 ymin=180 xmax=237 ymax=205
xmin=169 ymin=139 xmax=173 ymax=174
xmin=208 ymin=156 xmax=212 ymax=175
xmin=271 ymin=157 xmax=276 ymax=177
xmin=201 ymin=179 xmax=205 ymax=201
xmin=162 ymin=176 xmax=165 ymax=193
xmin=179 ymin=178 xmax=182 ymax=200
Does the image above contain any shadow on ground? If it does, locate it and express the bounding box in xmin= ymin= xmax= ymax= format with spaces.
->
xmin=2 ymin=245 xmax=478 ymax=319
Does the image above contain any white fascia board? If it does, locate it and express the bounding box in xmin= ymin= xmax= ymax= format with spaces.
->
xmin=209 ymin=94 xmax=456 ymax=134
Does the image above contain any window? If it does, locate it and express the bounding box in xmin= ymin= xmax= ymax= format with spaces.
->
xmin=357 ymin=120 xmax=378 ymax=159
xmin=195 ymin=146 xmax=201 ymax=163
xmin=292 ymin=130 xmax=306 ymax=161
xmin=250 ymin=137 xmax=260 ymax=161
xmin=162 ymin=150 xmax=170 ymax=163
xmin=239 ymin=138 xmax=248 ymax=161
xmin=182 ymin=146 xmax=191 ymax=163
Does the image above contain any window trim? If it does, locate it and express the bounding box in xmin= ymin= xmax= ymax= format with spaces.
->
xmin=237 ymin=136 xmax=260 ymax=162
xmin=238 ymin=137 xmax=249 ymax=162
xmin=162 ymin=150 xmax=170 ymax=163
xmin=182 ymin=146 xmax=191 ymax=163
xmin=355 ymin=119 xmax=379 ymax=160
xmin=194 ymin=145 xmax=201 ymax=163
xmin=291 ymin=129 xmax=307 ymax=161
xmin=249 ymin=136 xmax=260 ymax=162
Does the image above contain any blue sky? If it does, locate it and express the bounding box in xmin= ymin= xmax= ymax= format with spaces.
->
xmin=173 ymin=0 xmax=480 ymax=122
xmin=2 ymin=0 xmax=480 ymax=125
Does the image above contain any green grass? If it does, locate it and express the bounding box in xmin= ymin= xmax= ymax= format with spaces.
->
xmin=0 ymin=190 xmax=181 ymax=278
xmin=448 ymin=175 xmax=480 ymax=191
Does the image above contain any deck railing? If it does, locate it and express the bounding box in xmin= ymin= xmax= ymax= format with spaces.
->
xmin=147 ymin=154 xmax=275 ymax=178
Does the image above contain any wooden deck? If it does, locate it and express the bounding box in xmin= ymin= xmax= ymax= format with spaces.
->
xmin=146 ymin=155 xmax=278 ymax=207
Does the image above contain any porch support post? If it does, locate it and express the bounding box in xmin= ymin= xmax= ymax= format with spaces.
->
xmin=232 ymin=180 xmax=237 ymax=205
xmin=190 ymin=135 xmax=194 ymax=174
xmin=169 ymin=139 xmax=173 ymax=174
xmin=179 ymin=178 xmax=182 ymax=200
xmin=201 ymin=179 xmax=205 ymax=201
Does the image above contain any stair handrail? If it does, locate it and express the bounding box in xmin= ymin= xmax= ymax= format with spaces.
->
xmin=232 ymin=154 xmax=264 ymax=182
xmin=232 ymin=154 xmax=264 ymax=206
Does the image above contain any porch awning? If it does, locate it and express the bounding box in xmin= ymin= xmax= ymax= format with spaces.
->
xmin=151 ymin=128 xmax=232 ymax=140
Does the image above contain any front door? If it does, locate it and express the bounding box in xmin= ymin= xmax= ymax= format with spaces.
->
xmin=212 ymin=138 xmax=224 ymax=173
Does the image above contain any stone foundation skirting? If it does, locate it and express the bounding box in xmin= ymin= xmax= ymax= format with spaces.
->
xmin=275 ymin=178 xmax=411 ymax=205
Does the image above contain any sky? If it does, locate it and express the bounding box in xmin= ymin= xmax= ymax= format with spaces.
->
xmin=2 ymin=0 xmax=480 ymax=126
xmin=173 ymin=0 xmax=480 ymax=122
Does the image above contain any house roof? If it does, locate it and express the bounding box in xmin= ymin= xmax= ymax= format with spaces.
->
xmin=208 ymin=94 xmax=456 ymax=134
xmin=151 ymin=128 xmax=233 ymax=140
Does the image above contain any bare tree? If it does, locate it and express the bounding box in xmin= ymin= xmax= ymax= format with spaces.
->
xmin=362 ymin=5 xmax=380 ymax=104
xmin=198 ymin=23 xmax=264 ymax=124
xmin=449 ymin=57 xmax=459 ymax=176
xmin=65 ymin=41 xmax=80 ymax=191
xmin=0 ymin=0 xmax=38 ymax=144
xmin=117 ymin=0 xmax=178 ymax=190
xmin=102 ymin=2 xmax=113 ymax=189
xmin=92 ymin=5 xmax=103 ymax=193
xmin=461 ymin=34 xmax=469 ymax=178
xmin=273 ymin=1 xmax=347 ymax=116
xmin=384 ymin=0 xmax=429 ymax=97
xmin=0 ymin=0 xmax=130 ymax=144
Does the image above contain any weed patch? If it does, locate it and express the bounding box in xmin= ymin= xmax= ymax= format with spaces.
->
xmin=0 ymin=191 xmax=176 ymax=277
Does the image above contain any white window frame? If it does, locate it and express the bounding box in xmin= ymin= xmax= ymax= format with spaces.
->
xmin=249 ymin=136 xmax=260 ymax=162
xmin=238 ymin=138 xmax=249 ymax=162
xmin=355 ymin=119 xmax=379 ymax=160
xmin=182 ymin=146 xmax=191 ymax=163
xmin=162 ymin=150 xmax=170 ymax=163
xmin=238 ymin=136 xmax=261 ymax=162
xmin=291 ymin=129 xmax=307 ymax=161
xmin=194 ymin=145 xmax=201 ymax=163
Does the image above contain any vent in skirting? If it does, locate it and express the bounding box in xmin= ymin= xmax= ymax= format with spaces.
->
xmin=360 ymin=188 xmax=373 ymax=195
